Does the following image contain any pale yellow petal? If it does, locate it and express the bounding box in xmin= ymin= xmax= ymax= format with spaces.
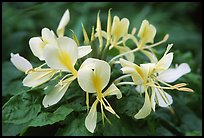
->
xmin=78 ymin=58 xmax=111 ymax=93
xmin=103 ymin=84 xmax=122 ymax=99
xmin=29 ymin=37 xmax=45 ymax=60
xmin=10 ymin=53 xmax=33 ymax=72
xmin=151 ymin=88 xmax=156 ymax=111
xmin=43 ymin=37 xmax=78 ymax=74
xmin=41 ymin=28 xmax=57 ymax=45
xmin=155 ymin=52 xmax=173 ymax=72
xmin=42 ymin=79 xmax=73 ymax=108
xmin=138 ymin=20 xmax=156 ymax=44
xmin=85 ymin=100 xmax=98 ymax=133
xmin=134 ymin=91 xmax=152 ymax=119
xmin=77 ymin=65 xmax=96 ymax=93
xmin=23 ymin=70 xmax=55 ymax=87
xmin=78 ymin=46 xmax=92 ymax=59
xmin=57 ymin=9 xmax=70 ymax=37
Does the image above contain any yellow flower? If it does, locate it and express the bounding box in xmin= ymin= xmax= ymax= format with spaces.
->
xmin=77 ymin=58 xmax=122 ymax=133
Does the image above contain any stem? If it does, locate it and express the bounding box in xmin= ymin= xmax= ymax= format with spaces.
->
xmin=116 ymin=82 xmax=136 ymax=86
xmin=113 ymin=74 xmax=131 ymax=83
xmin=109 ymin=47 xmax=140 ymax=64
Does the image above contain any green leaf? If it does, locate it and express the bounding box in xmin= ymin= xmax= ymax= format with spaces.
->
xmin=29 ymin=105 xmax=73 ymax=127
xmin=2 ymin=122 xmax=29 ymax=136
xmin=2 ymin=91 xmax=42 ymax=124
xmin=2 ymin=61 xmax=23 ymax=96
xmin=56 ymin=113 xmax=93 ymax=136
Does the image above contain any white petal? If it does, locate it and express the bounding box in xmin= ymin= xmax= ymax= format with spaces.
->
xmin=10 ymin=53 xmax=33 ymax=72
xmin=134 ymin=91 xmax=152 ymax=119
xmin=77 ymin=65 xmax=96 ymax=93
xmin=78 ymin=46 xmax=92 ymax=59
xmin=42 ymin=80 xmax=72 ymax=108
xmin=43 ymin=37 xmax=78 ymax=74
xmin=103 ymin=84 xmax=122 ymax=99
xmin=85 ymin=100 xmax=98 ymax=133
xmin=154 ymin=88 xmax=173 ymax=107
xmin=57 ymin=9 xmax=70 ymax=37
xmin=121 ymin=66 xmax=135 ymax=74
xmin=23 ymin=70 xmax=55 ymax=87
xmin=155 ymin=52 xmax=173 ymax=72
xmin=115 ymin=46 xmax=134 ymax=62
xmin=29 ymin=37 xmax=45 ymax=60
xmin=41 ymin=28 xmax=57 ymax=45
xmin=78 ymin=58 xmax=111 ymax=93
xmin=151 ymin=88 xmax=156 ymax=111
xmin=157 ymin=63 xmax=191 ymax=83
xmin=136 ymin=85 xmax=145 ymax=93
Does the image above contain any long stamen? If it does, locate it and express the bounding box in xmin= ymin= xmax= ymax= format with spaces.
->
xmin=114 ymin=74 xmax=131 ymax=84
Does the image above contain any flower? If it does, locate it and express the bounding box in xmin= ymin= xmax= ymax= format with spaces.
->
xmin=42 ymin=36 xmax=92 ymax=107
xmin=77 ymin=58 xmax=122 ymax=133
xmin=119 ymin=44 xmax=193 ymax=119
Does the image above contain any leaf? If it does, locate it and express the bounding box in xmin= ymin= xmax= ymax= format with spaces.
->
xmin=2 ymin=122 xmax=28 ymax=136
xmin=56 ymin=113 xmax=93 ymax=136
xmin=2 ymin=91 xmax=42 ymax=124
xmin=29 ymin=105 xmax=73 ymax=127
xmin=2 ymin=61 xmax=23 ymax=96
xmin=102 ymin=114 xmax=148 ymax=136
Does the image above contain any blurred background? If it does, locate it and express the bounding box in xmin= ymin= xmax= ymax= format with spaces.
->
xmin=2 ymin=2 xmax=202 ymax=136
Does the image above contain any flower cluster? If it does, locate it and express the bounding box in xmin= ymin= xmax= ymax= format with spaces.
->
xmin=10 ymin=9 xmax=193 ymax=133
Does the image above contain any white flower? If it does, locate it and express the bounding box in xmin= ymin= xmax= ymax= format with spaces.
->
xmin=77 ymin=58 xmax=122 ymax=133
xmin=119 ymin=44 xmax=193 ymax=119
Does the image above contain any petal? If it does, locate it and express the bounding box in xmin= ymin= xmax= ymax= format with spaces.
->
xmin=154 ymin=88 xmax=173 ymax=107
xmin=41 ymin=28 xmax=57 ymax=45
xmin=43 ymin=37 xmax=78 ymax=74
xmin=115 ymin=46 xmax=134 ymax=62
xmin=136 ymin=85 xmax=145 ymax=93
xmin=157 ymin=63 xmax=191 ymax=83
xmin=140 ymin=63 xmax=155 ymax=81
xmin=10 ymin=53 xmax=33 ymax=72
xmin=134 ymin=91 xmax=152 ymax=119
xmin=155 ymin=52 xmax=173 ymax=72
xmin=42 ymin=79 xmax=73 ymax=108
xmin=85 ymin=100 xmax=98 ymax=133
xmin=77 ymin=65 xmax=96 ymax=93
xmin=29 ymin=37 xmax=45 ymax=60
xmin=23 ymin=70 xmax=55 ymax=87
xmin=151 ymin=88 xmax=156 ymax=111
xmin=78 ymin=58 xmax=111 ymax=93
xmin=120 ymin=18 xmax=129 ymax=36
xmin=138 ymin=20 xmax=156 ymax=44
xmin=57 ymin=9 xmax=70 ymax=37
xmin=119 ymin=58 xmax=136 ymax=68
xmin=103 ymin=84 xmax=122 ymax=99
xmin=78 ymin=46 xmax=92 ymax=59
